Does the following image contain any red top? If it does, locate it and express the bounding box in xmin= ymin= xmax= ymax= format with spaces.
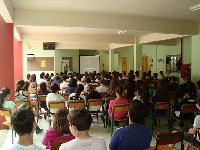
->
xmin=42 ymin=128 xmax=74 ymax=149
xmin=108 ymin=97 xmax=128 ymax=120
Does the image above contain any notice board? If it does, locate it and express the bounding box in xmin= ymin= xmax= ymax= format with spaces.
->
xmin=27 ymin=57 xmax=54 ymax=71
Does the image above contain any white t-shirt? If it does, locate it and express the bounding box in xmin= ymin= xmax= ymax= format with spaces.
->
xmin=193 ymin=115 xmax=200 ymax=142
xmin=96 ymin=85 xmax=109 ymax=93
xmin=3 ymin=144 xmax=41 ymax=150
xmin=60 ymin=136 xmax=106 ymax=150
xmin=46 ymin=93 xmax=64 ymax=113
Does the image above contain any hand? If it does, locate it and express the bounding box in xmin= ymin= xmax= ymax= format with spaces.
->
xmin=188 ymin=128 xmax=196 ymax=135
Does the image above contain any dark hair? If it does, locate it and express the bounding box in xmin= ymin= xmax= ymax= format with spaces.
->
xmin=26 ymin=73 xmax=31 ymax=81
xmin=69 ymin=78 xmax=77 ymax=88
xmin=0 ymin=87 xmax=10 ymax=108
xmin=75 ymin=84 xmax=84 ymax=99
xmin=39 ymin=82 xmax=48 ymax=95
xmin=50 ymin=83 xmax=60 ymax=93
xmin=40 ymin=72 xmax=45 ymax=79
xmin=11 ymin=107 xmax=35 ymax=136
xmin=67 ymin=108 xmax=92 ymax=131
xmin=115 ymin=86 xmax=124 ymax=96
xmin=135 ymin=71 xmax=139 ymax=77
xmin=85 ymin=77 xmax=91 ymax=84
xmin=30 ymin=74 xmax=36 ymax=82
xmin=16 ymin=80 xmax=25 ymax=92
xmin=129 ymin=100 xmax=145 ymax=123
xmin=53 ymin=109 xmax=70 ymax=135
xmin=24 ymin=81 xmax=30 ymax=91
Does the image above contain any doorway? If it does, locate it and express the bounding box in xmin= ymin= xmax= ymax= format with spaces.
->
xmin=122 ymin=57 xmax=128 ymax=73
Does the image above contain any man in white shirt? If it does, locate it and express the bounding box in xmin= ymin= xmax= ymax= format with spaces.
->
xmin=96 ymin=80 xmax=109 ymax=93
xmin=60 ymin=108 xmax=107 ymax=150
xmin=3 ymin=107 xmax=41 ymax=150
xmin=46 ymin=83 xmax=64 ymax=113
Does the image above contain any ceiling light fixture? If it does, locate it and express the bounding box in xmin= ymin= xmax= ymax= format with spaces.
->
xmin=190 ymin=3 xmax=200 ymax=11
xmin=118 ymin=30 xmax=127 ymax=35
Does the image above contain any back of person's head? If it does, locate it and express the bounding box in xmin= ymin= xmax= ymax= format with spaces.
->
xmin=129 ymin=100 xmax=145 ymax=124
xmin=16 ymin=80 xmax=25 ymax=92
xmin=75 ymin=84 xmax=84 ymax=99
xmin=0 ymin=87 xmax=10 ymax=108
xmin=115 ymin=86 xmax=124 ymax=96
xmin=135 ymin=71 xmax=139 ymax=77
xmin=159 ymin=71 xmax=164 ymax=76
xmin=50 ymin=83 xmax=60 ymax=93
xmin=11 ymin=107 xmax=35 ymax=136
xmin=99 ymin=79 xmax=105 ymax=85
xmin=61 ymin=74 xmax=67 ymax=82
xmin=69 ymin=78 xmax=77 ymax=87
xmin=30 ymin=74 xmax=36 ymax=82
xmin=24 ymin=81 xmax=30 ymax=91
xmin=85 ymin=77 xmax=91 ymax=84
xmin=88 ymin=84 xmax=94 ymax=93
xmin=39 ymin=82 xmax=48 ymax=92
xmin=26 ymin=73 xmax=31 ymax=81
xmin=67 ymin=108 xmax=92 ymax=131
xmin=53 ymin=109 xmax=70 ymax=135
xmin=40 ymin=72 xmax=45 ymax=79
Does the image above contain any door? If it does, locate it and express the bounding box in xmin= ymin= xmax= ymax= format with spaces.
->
xmin=122 ymin=57 xmax=128 ymax=73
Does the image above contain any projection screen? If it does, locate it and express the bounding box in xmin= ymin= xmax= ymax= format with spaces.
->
xmin=80 ymin=55 xmax=100 ymax=74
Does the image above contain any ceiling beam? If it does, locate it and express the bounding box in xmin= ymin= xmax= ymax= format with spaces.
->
xmin=15 ymin=10 xmax=199 ymax=35
xmin=139 ymin=33 xmax=187 ymax=44
xmin=0 ymin=0 xmax=13 ymax=23
xmin=23 ymin=33 xmax=135 ymax=44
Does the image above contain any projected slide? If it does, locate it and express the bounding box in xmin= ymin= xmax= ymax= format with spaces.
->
xmin=80 ymin=55 xmax=100 ymax=74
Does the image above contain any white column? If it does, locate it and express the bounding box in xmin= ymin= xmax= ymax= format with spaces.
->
xmin=109 ymin=49 xmax=114 ymax=72
xmin=134 ymin=37 xmax=142 ymax=72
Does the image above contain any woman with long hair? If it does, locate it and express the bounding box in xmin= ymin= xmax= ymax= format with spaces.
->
xmin=0 ymin=87 xmax=15 ymax=110
xmin=108 ymin=86 xmax=128 ymax=120
xmin=42 ymin=109 xmax=74 ymax=149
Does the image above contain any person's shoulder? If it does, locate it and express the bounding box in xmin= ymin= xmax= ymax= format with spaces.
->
xmin=60 ymin=139 xmax=77 ymax=149
xmin=4 ymin=144 xmax=42 ymax=150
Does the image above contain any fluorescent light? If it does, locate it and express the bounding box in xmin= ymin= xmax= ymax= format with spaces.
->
xmin=190 ymin=3 xmax=200 ymax=11
xmin=118 ymin=30 xmax=127 ymax=34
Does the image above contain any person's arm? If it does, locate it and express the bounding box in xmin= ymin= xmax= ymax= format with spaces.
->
xmin=188 ymin=127 xmax=197 ymax=135
xmin=108 ymin=100 xmax=114 ymax=118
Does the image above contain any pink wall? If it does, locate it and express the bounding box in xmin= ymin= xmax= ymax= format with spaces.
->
xmin=14 ymin=38 xmax=22 ymax=84
xmin=0 ymin=15 xmax=14 ymax=99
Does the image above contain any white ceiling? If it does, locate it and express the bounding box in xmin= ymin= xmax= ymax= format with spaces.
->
xmin=11 ymin=0 xmax=200 ymax=21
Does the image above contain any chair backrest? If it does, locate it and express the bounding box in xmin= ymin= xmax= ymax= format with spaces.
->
xmin=0 ymin=108 xmax=11 ymax=117
xmin=88 ymin=99 xmax=103 ymax=107
xmin=48 ymin=100 xmax=65 ymax=110
xmin=169 ymin=92 xmax=177 ymax=100
xmin=181 ymin=104 xmax=197 ymax=113
xmin=155 ymin=102 xmax=170 ymax=110
xmin=14 ymin=100 xmax=32 ymax=108
xmin=67 ymin=100 xmax=85 ymax=109
xmin=38 ymin=95 xmax=47 ymax=102
xmin=156 ymin=131 xmax=183 ymax=149
xmin=112 ymin=104 xmax=129 ymax=112
xmin=28 ymin=87 xmax=37 ymax=94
